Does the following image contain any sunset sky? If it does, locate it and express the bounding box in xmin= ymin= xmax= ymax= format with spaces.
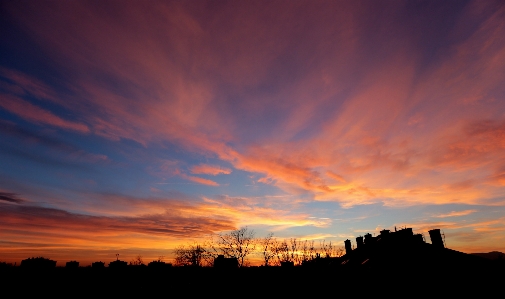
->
xmin=1 ymin=0 xmax=505 ymax=266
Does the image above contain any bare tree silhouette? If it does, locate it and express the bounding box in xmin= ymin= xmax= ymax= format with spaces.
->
xmin=172 ymin=230 xmax=344 ymax=267
xmin=215 ymin=227 xmax=256 ymax=267
xmin=320 ymin=240 xmax=344 ymax=258
xmin=300 ymin=240 xmax=317 ymax=263
xmin=273 ymin=239 xmax=291 ymax=265
xmin=260 ymin=233 xmax=277 ymax=266
xmin=129 ymin=255 xmax=144 ymax=266
xmin=174 ymin=243 xmax=216 ymax=267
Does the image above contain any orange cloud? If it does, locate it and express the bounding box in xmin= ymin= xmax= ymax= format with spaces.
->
xmin=200 ymin=196 xmax=330 ymax=229
xmin=326 ymin=171 xmax=347 ymax=184
xmin=433 ymin=210 xmax=477 ymax=218
xmin=0 ymin=187 xmax=334 ymax=265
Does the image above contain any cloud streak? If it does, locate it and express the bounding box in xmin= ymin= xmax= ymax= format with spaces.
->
xmin=179 ymin=174 xmax=219 ymax=186
xmin=0 ymin=192 xmax=24 ymax=204
xmin=190 ymin=164 xmax=232 ymax=175
xmin=433 ymin=210 xmax=477 ymax=218
xmin=0 ymin=95 xmax=89 ymax=133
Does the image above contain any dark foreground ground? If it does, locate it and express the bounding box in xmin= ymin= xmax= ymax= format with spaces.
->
xmin=1 ymin=262 xmax=504 ymax=296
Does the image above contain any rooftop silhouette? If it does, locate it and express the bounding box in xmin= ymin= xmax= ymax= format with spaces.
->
xmin=303 ymin=227 xmax=492 ymax=271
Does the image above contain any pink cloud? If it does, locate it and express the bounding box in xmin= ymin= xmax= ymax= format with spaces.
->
xmin=180 ymin=174 xmax=219 ymax=186
xmin=190 ymin=164 xmax=232 ymax=175
xmin=0 ymin=95 xmax=89 ymax=133
xmin=0 ymin=67 xmax=61 ymax=104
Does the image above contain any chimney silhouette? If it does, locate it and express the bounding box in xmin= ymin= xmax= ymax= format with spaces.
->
xmin=380 ymin=229 xmax=390 ymax=236
xmin=428 ymin=229 xmax=444 ymax=248
xmin=344 ymin=239 xmax=352 ymax=255
xmin=356 ymin=236 xmax=364 ymax=248
xmin=364 ymin=233 xmax=374 ymax=245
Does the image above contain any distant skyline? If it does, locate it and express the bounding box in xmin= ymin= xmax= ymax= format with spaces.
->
xmin=1 ymin=0 xmax=505 ymax=266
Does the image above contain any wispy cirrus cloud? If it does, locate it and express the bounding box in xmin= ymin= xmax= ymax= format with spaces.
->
xmin=2 ymin=0 xmax=504 ymax=209
xmin=0 ymin=202 xmax=235 ymax=239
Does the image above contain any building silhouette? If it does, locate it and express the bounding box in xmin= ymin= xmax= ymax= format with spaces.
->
xmin=213 ymin=255 xmax=238 ymax=269
xmin=65 ymin=261 xmax=79 ymax=268
xmin=92 ymin=261 xmax=105 ymax=268
xmin=109 ymin=253 xmax=128 ymax=268
xmin=109 ymin=259 xmax=128 ymax=268
xmin=0 ymin=262 xmax=13 ymax=269
xmin=147 ymin=260 xmax=172 ymax=268
xmin=20 ymin=257 xmax=56 ymax=269
xmin=304 ymin=227 xmax=490 ymax=270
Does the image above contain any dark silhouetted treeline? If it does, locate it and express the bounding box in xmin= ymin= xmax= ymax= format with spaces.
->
xmin=2 ymin=226 xmax=504 ymax=296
